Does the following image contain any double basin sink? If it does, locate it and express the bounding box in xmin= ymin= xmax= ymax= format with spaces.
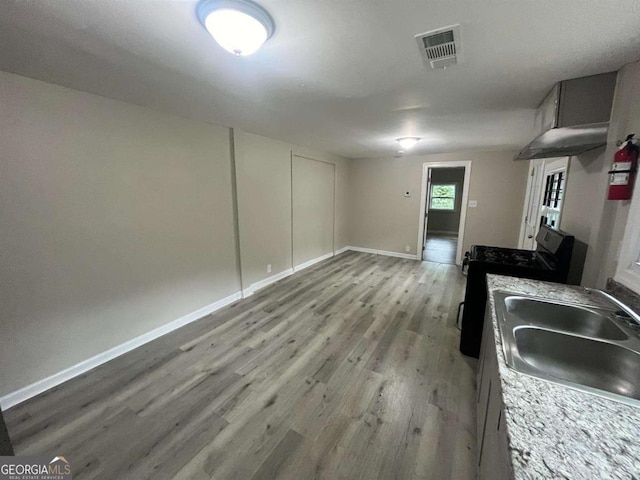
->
xmin=495 ymin=291 xmax=640 ymax=406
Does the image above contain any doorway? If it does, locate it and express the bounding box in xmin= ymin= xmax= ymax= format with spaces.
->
xmin=518 ymin=157 xmax=569 ymax=250
xmin=417 ymin=161 xmax=472 ymax=265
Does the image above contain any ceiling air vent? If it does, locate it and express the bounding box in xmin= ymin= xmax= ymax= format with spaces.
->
xmin=415 ymin=24 xmax=461 ymax=69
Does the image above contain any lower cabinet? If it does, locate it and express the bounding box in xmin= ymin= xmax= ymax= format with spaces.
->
xmin=0 ymin=406 xmax=13 ymax=456
xmin=477 ymin=312 xmax=513 ymax=479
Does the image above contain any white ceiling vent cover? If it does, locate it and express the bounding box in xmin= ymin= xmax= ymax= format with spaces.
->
xmin=415 ymin=24 xmax=461 ymax=69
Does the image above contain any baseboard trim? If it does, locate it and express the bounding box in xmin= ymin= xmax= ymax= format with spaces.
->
xmin=244 ymin=249 xmax=344 ymax=297
xmin=294 ymin=252 xmax=334 ymax=272
xmin=347 ymin=246 xmax=419 ymax=260
xmin=1 ymin=247 xmax=416 ymax=409
xmin=242 ymin=268 xmax=295 ymax=298
xmin=0 ymin=291 xmax=242 ymax=410
xmin=427 ymin=230 xmax=459 ymax=236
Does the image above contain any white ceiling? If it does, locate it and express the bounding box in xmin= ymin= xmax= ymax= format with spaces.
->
xmin=1 ymin=0 xmax=639 ymax=158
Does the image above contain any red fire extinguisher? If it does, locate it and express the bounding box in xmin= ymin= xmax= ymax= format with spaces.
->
xmin=608 ymin=134 xmax=638 ymax=200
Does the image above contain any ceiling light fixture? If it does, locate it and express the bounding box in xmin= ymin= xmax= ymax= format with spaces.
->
xmin=396 ymin=137 xmax=421 ymax=150
xmin=197 ymin=0 xmax=275 ymax=56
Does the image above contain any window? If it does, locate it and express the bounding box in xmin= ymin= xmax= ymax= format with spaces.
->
xmin=430 ymin=184 xmax=456 ymax=210
xmin=540 ymin=168 xmax=566 ymax=228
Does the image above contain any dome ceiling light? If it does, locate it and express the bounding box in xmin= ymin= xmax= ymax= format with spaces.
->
xmin=396 ymin=137 xmax=421 ymax=150
xmin=196 ymin=0 xmax=275 ymax=56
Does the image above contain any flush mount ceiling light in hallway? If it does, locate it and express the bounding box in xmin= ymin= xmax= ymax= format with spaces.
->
xmin=197 ymin=0 xmax=275 ymax=56
xmin=396 ymin=137 xmax=421 ymax=150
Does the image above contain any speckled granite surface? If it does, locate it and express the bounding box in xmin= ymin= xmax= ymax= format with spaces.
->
xmin=486 ymin=274 xmax=640 ymax=480
xmin=607 ymin=278 xmax=640 ymax=316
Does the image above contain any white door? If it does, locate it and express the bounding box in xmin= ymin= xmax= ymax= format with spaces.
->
xmin=518 ymin=157 xmax=569 ymax=250
xmin=519 ymin=159 xmax=544 ymax=250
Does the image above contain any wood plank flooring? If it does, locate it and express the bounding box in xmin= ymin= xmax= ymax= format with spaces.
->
xmin=424 ymin=234 xmax=458 ymax=264
xmin=4 ymin=252 xmax=476 ymax=480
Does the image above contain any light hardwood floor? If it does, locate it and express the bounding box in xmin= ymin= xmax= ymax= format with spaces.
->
xmin=424 ymin=234 xmax=458 ymax=264
xmin=5 ymin=252 xmax=476 ymax=480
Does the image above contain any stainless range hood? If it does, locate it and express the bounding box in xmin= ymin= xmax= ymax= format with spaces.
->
xmin=514 ymin=72 xmax=617 ymax=160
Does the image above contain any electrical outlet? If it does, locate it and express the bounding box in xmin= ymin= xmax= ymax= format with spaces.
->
xmin=468 ymin=200 xmax=478 ymax=208
xmin=405 ymin=245 xmax=411 ymax=252
xmin=267 ymin=264 xmax=272 ymax=273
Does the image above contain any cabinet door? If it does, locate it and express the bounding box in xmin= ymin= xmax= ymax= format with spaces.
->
xmin=0 ymin=407 xmax=13 ymax=456
xmin=535 ymin=84 xmax=559 ymax=134
xmin=477 ymin=308 xmax=513 ymax=480
xmin=496 ymin=405 xmax=514 ymax=479
xmin=479 ymin=367 xmax=502 ymax=479
xmin=480 ymin=368 xmax=513 ymax=479
xmin=478 ymin=342 xmax=513 ymax=479
xmin=476 ymin=314 xmax=493 ymax=446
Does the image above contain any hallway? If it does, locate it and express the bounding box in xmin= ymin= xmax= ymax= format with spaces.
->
xmin=423 ymin=234 xmax=458 ymax=265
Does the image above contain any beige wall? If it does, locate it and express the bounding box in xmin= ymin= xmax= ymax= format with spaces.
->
xmin=561 ymin=59 xmax=640 ymax=288
xmin=348 ymin=151 xmax=529 ymax=257
xmin=14 ymin=60 xmax=640 ymax=399
xmin=0 ymin=72 xmax=349 ymax=398
xmin=234 ymin=131 xmax=293 ymax=287
xmin=0 ymin=72 xmax=240 ymax=396
xmin=234 ymin=132 xmax=349 ymax=289
xmin=293 ymin=156 xmax=335 ymax=266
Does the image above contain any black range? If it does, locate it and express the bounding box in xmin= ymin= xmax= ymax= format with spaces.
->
xmin=459 ymin=225 xmax=575 ymax=358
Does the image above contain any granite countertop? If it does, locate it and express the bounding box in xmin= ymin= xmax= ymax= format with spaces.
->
xmin=486 ymin=274 xmax=640 ymax=479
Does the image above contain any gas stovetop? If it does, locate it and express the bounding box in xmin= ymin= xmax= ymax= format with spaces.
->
xmin=470 ymin=246 xmax=549 ymax=269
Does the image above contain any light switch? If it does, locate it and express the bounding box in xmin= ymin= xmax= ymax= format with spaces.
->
xmin=468 ymin=200 xmax=478 ymax=208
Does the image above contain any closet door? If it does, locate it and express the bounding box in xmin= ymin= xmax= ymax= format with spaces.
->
xmin=292 ymin=155 xmax=335 ymax=268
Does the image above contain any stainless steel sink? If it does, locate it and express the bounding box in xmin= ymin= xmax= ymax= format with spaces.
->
xmin=514 ymin=327 xmax=640 ymax=401
xmin=495 ymin=291 xmax=640 ymax=406
xmin=504 ymin=296 xmax=628 ymax=340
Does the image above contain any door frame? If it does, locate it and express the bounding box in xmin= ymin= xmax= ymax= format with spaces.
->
xmin=417 ymin=160 xmax=472 ymax=265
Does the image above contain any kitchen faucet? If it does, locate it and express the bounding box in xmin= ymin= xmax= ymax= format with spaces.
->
xmin=585 ymin=288 xmax=640 ymax=327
